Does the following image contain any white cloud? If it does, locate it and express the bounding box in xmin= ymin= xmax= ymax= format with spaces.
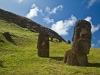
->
xmin=97 ymin=40 xmax=100 ymax=44
xmin=26 ymin=4 xmax=42 ymax=19
xmin=19 ymin=0 xmax=23 ymax=3
xmin=92 ymin=40 xmax=100 ymax=48
xmin=95 ymin=40 xmax=100 ymax=47
xmin=87 ymin=0 xmax=98 ymax=8
xmin=17 ymin=0 xmax=23 ymax=3
xmin=84 ymin=16 xmax=91 ymax=22
xmin=84 ymin=16 xmax=100 ymax=33
xmin=91 ymin=43 xmax=95 ymax=47
xmin=51 ymin=15 xmax=77 ymax=35
xmin=45 ymin=5 xmax=63 ymax=14
xmin=43 ymin=17 xmax=54 ymax=24
xmin=91 ymin=24 xmax=100 ymax=33
xmin=96 ymin=40 xmax=100 ymax=47
xmin=45 ymin=6 xmax=50 ymax=13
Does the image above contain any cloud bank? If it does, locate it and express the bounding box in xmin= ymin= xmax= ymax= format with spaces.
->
xmin=51 ymin=15 xmax=77 ymax=35
xmin=26 ymin=4 xmax=42 ymax=19
xmin=84 ymin=16 xmax=100 ymax=33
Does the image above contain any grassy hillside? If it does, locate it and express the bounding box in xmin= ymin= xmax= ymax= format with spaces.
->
xmin=0 ymin=18 xmax=100 ymax=75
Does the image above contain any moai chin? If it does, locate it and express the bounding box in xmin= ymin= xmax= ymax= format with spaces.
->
xmin=64 ymin=20 xmax=92 ymax=66
xmin=37 ymin=33 xmax=49 ymax=57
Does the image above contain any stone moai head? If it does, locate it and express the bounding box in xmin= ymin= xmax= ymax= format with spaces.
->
xmin=72 ymin=20 xmax=92 ymax=54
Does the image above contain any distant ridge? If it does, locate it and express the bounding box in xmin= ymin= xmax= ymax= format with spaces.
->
xmin=0 ymin=8 xmax=66 ymax=42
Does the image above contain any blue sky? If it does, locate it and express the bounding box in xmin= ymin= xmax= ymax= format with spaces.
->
xmin=0 ymin=0 xmax=100 ymax=48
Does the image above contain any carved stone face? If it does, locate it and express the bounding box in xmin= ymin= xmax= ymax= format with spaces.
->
xmin=75 ymin=24 xmax=91 ymax=40
xmin=72 ymin=20 xmax=92 ymax=54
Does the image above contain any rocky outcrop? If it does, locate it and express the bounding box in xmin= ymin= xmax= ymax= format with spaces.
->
xmin=0 ymin=8 xmax=66 ymax=42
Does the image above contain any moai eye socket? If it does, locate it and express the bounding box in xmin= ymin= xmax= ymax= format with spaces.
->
xmin=75 ymin=27 xmax=81 ymax=32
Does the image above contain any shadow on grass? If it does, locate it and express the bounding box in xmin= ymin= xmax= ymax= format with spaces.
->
xmin=3 ymin=32 xmax=17 ymax=45
xmin=0 ymin=65 xmax=4 ymax=68
xmin=87 ymin=63 xmax=100 ymax=67
xmin=49 ymin=57 xmax=64 ymax=61
xmin=0 ymin=60 xmax=4 ymax=68
xmin=41 ymin=57 xmax=100 ymax=67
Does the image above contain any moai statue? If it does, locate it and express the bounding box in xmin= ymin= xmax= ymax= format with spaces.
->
xmin=64 ymin=20 xmax=92 ymax=66
xmin=68 ymin=40 xmax=71 ymax=44
xmin=37 ymin=33 xmax=49 ymax=57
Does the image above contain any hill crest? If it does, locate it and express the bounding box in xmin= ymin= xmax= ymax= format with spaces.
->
xmin=0 ymin=8 xmax=66 ymax=42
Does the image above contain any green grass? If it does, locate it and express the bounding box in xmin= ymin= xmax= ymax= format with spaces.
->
xmin=0 ymin=18 xmax=100 ymax=75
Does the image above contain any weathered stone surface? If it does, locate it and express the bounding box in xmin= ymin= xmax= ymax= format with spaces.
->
xmin=64 ymin=20 xmax=92 ymax=66
xmin=37 ymin=33 xmax=49 ymax=57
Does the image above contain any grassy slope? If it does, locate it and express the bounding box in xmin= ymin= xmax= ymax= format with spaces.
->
xmin=0 ymin=18 xmax=100 ymax=75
